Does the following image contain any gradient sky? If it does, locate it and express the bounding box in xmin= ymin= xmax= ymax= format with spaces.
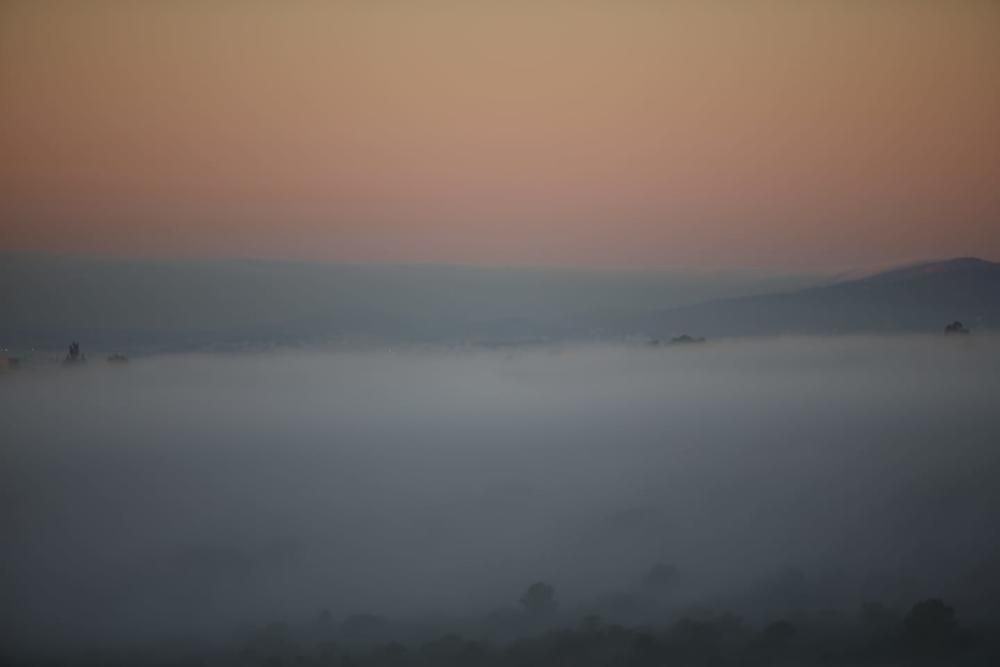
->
xmin=2 ymin=1 xmax=998 ymax=269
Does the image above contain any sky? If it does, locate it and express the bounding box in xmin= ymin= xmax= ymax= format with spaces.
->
xmin=1 ymin=1 xmax=998 ymax=270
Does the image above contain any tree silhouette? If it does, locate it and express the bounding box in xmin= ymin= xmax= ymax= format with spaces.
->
xmin=903 ymin=598 xmax=959 ymax=653
xmin=944 ymin=321 xmax=970 ymax=334
xmin=520 ymin=581 xmax=557 ymax=615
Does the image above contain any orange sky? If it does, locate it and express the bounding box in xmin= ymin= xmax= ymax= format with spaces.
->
xmin=2 ymin=1 xmax=998 ymax=269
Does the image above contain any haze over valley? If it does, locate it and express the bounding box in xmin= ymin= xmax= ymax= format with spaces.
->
xmin=3 ymin=1 xmax=999 ymax=664
xmin=3 ymin=337 xmax=1000 ymax=664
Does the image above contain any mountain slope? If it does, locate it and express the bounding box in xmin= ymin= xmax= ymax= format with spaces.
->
xmin=632 ymin=257 xmax=1000 ymax=337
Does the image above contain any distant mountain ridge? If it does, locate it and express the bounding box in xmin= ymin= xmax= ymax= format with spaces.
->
xmin=1 ymin=254 xmax=996 ymax=351
xmin=0 ymin=253 xmax=821 ymax=351
xmin=629 ymin=257 xmax=1000 ymax=338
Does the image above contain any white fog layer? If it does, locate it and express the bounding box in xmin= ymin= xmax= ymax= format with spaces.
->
xmin=2 ymin=337 xmax=999 ymax=651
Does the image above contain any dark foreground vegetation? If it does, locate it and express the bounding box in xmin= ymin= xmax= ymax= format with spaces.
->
xmin=6 ymin=595 xmax=999 ymax=667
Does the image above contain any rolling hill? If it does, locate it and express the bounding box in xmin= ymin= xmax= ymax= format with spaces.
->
xmin=630 ymin=257 xmax=1000 ymax=338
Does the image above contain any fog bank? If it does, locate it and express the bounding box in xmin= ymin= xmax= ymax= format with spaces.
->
xmin=2 ymin=336 xmax=999 ymax=652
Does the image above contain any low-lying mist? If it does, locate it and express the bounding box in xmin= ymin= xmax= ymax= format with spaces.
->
xmin=2 ymin=336 xmax=1000 ymax=654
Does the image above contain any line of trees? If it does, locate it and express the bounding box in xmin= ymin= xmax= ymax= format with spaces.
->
xmin=6 ymin=587 xmax=995 ymax=667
